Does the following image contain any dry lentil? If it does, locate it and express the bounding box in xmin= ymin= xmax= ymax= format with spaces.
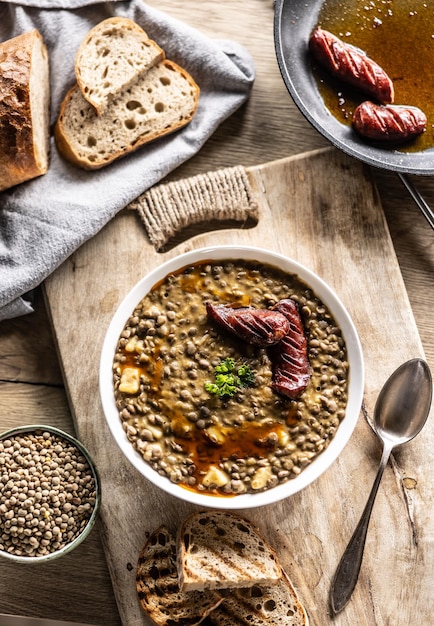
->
xmin=113 ymin=259 xmax=350 ymax=496
xmin=0 ymin=430 xmax=97 ymax=558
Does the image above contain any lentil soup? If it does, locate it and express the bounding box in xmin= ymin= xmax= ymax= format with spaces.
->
xmin=112 ymin=259 xmax=349 ymax=496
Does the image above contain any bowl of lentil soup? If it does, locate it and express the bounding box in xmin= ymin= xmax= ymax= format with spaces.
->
xmin=0 ymin=425 xmax=100 ymax=562
xmin=100 ymin=246 xmax=364 ymax=508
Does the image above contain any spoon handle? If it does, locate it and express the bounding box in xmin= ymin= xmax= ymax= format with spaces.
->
xmin=330 ymin=443 xmax=394 ymax=614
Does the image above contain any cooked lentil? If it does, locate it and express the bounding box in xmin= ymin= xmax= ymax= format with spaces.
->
xmin=0 ymin=430 xmax=97 ymax=557
xmin=113 ymin=259 xmax=349 ymax=496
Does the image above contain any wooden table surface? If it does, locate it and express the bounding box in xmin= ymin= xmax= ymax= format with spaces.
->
xmin=1 ymin=1 xmax=433 ymax=625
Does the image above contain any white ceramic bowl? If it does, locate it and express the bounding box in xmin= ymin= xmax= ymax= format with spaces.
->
xmin=100 ymin=246 xmax=364 ymax=509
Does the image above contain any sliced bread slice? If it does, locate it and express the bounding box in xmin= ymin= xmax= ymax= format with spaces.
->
xmin=75 ymin=17 xmax=164 ymax=115
xmin=55 ymin=58 xmax=199 ymax=170
xmin=176 ymin=511 xmax=282 ymax=592
xmin=136 ymin=525 xmax=223 ymax=626
xmin=205 ymin=569 xmax=309 ymax=625
xmin=0 ymin=29 xmax=50 ymax=191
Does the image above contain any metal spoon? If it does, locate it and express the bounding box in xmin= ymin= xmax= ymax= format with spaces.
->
xmin=330 ymin=358 xmax=433 ymax=615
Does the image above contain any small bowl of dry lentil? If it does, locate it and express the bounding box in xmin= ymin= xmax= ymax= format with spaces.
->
xmin=100 ymin=246 xmax=364 ymax=509
xmin=0 ymin=425 xmax=100 ymax=562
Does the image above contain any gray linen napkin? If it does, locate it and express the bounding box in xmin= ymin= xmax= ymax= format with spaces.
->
xmin=0 ymin=0 xmax=255 ymax=321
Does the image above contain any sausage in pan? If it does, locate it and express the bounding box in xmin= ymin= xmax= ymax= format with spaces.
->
xmin=309 ymin=28 xmax=394 ymax=104
xmin=353 ymin=101 xmax=426 ymax=142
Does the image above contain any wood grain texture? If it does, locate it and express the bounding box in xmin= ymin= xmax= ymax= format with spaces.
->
xmin=0 ymin=527 xmax=120 ymax=625
xmin=0 ymin=289 xmax=63 ymax=385
xmin=0 ymin=382 xmax=70 ymax=424
xmin=1 ymin=0 xmax=434 ymax=624
xmin=43 ymin=148 xmax=434 ymax=626
xmin=373 ymin=169 xmax=434 ymax=369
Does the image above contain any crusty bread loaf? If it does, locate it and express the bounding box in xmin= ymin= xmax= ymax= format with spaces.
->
xmin=136 ymin=525 xmax=223 ymax=626
xmin=176 ymin=511 xmax=282 ymax=592
xmin=75 ymin=17 xmax=164 ymax=115
xmin=0 ymin=29 xmax=50 ymax=191
xmin=205 ymin=569 xmax=309 ymax=625
xmin=55 ymin=58 xmax=199 ymax=170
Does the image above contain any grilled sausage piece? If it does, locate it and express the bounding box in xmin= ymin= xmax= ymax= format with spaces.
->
xmin=353 ymin=101 xmax=427 ymax=142
xmin=206 ymin=303 xmax=290 ymax=347
xmin=309 ymin=28 xmax=394 ymax=104
xmin=269 ymin=299 xmax=311 ymax=399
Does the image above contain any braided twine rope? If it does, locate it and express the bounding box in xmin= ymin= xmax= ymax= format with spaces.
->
xmin=130 ymin=165 xmax=258 ymax=250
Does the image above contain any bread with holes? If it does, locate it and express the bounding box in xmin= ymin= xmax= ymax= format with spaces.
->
xmin=205 ymin=569 xmax=309 ymax=625
xmin=176 ymin=511 xmax=282 ymax=592
xmin=75 ymin=17 xmax=164 ymax=115
xmin=0 ymin=29 xmax=50 ymax=191
xmin=136 ymin=525 xmax=223 ymax=626
xmin=55 ymin=58 xmax=199 ymax=170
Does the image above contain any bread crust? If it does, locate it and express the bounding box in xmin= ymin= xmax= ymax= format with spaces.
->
xmin=75 ymin=17 xmax=165 ymax=115
xmin=55 ymin=59 xmax=200 ymax=170
xmin=53 ymin=84 xmax=85 ymax=166
xmin=0 ymin=29 xmax=50 ymax=191
xmin=206 ymin=569 xmax=309 ymax=626
xmin=136 ymin=525 xmax=223 ymax=626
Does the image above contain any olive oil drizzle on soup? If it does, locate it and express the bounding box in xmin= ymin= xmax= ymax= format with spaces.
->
xmin=112 ymin=260 xmax=349 ymax=496
xmin=314 ymin=0 xmax=434 ymax=152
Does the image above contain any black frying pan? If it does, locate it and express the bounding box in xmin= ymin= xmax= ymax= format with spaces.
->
xmin=274 ymin=0 xmax=434 ymax=225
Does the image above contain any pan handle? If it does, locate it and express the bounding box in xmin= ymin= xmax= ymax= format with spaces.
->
xmin=397 ymin=173 xmax=434 ymax=230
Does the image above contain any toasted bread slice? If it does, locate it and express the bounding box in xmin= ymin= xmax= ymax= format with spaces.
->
xmin=75 ymin=17 xmax=164 ymax=115
xmin=136 ymin=525 xmax=223 ymax=626
xmin=205 ymin=569 xmax=309 ymax=625
xmin=177 ymin=511 xmax=282 ymax=592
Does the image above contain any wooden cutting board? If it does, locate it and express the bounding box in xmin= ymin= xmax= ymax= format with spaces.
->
xmin=44 ymin=148 xmax=434 ymax=626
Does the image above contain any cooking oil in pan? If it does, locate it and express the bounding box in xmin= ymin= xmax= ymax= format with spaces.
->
xmin=312 ymin=0 xmax=434 ymax=151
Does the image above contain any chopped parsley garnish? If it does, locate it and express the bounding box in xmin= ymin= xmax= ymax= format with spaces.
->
xmin=205 ymin=358 xmax=255 ymax=398
xmin=237 ymin=364 xmax=255 ymax=387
